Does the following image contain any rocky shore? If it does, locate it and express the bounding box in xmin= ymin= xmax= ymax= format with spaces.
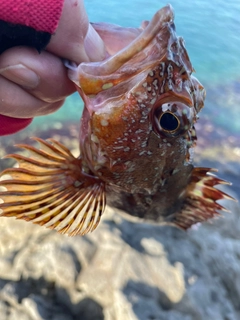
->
xmin=0 ymin=187 xmax=239 ymax=320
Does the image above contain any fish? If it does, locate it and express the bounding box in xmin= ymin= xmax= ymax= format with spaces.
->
xmin=0 ymin=5 xmax=234 ymax=236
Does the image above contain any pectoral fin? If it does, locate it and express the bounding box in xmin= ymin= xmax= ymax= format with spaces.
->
xmin=0 ymin=138 xmax=106 ymax=236
xmin=173 ymin=167 xmax=235 ymax=230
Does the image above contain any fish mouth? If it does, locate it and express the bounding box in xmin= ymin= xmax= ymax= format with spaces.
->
xmin=70 ymin=5 xmax=187 ymax=97
xmin=79 ymin=4 xmax=175 ymax=76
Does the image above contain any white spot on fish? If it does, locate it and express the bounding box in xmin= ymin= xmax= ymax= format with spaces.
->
xmin=160 ymin=81 xmax=165 ymax=93
xmin=160 ymin=178 xmax=166 ymax=186
xmin=102 ymin=82 xmax=113 ymax=90
xmin=172 ymin=168 xmax=180 ymax=175
xmin=101 ymin=119 xmax=109 ymax=126
xmin=148 ymin=70 xmax=154 ymax=77
xmin=142 ymin=110 xmax=148 ymax=116
xmin=159 ymin=62 xmax=165 ymax=76
xmin=142 ymin=82 xmax=148 ymax=87
xmin=91 ymin=134 xmax=99 ymax=143
xmin=150 ymin=97 xmax=156 ymax=105
xmin=74 ymin=181 xmax=82 ymax=187
xmin=168 ymin=80 xmax=173 ymax=90
xmin=153 ymin=79 xmax=158 ymax=90
xmin=124 ymin=147 xmax=130 ymax=152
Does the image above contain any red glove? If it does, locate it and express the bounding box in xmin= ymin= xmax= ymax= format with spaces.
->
xmin=0 ymin=0 xmax=64 ymax=136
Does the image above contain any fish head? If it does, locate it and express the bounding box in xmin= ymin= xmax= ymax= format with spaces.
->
xmin=69 ymin=5 xmax=206 ymax=194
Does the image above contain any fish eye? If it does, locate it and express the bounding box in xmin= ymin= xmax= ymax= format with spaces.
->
xmin=159 ymin=112 xmax=180 ymax=133
xmin=152 ymin=101 xmax=195 ymax=138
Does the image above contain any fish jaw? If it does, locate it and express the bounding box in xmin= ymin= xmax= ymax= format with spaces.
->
xmin=68 ymin=5 xmax=176 ymax=98
xmin=69 ymin=3 xmax=205 ymax=111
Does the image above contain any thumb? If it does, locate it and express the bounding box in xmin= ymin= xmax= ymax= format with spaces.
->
xmin=46 ymin=0 xmax=107 ymax=64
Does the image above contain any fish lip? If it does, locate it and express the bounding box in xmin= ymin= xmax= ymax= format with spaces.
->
xmin=78 ymin=5 xmax=175 ymax=77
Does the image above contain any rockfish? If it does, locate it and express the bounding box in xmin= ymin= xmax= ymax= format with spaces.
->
xmin=0 ymin=5 xmax=233 ymax=236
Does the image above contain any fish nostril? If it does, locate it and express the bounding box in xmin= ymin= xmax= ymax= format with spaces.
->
xmin=159 ymin=112 xmax=180 ymax=132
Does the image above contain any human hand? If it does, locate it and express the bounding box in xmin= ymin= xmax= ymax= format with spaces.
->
xmin=0 ymin=0 xmax=107 ymax=119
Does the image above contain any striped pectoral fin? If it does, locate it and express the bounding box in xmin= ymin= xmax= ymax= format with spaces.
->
xmin=0 ymin=138 xmax=106 ymax=236
xmin=172 ymin=167 xmax=235 ymax=230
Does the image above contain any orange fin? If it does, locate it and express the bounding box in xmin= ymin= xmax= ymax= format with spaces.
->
xmin=172 ymin=167 xmax=235 ymax=230
xmin=0 ymin=138 xmax=106 ymax=236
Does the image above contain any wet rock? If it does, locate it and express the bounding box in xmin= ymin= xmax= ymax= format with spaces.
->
xmin=0 ymin=186 xmax=239 ymax=320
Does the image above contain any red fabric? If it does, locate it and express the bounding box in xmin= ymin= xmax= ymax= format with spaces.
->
xmin=0 ymin=0 xmax=64 ymax=33
xmin=0 ymin=115 xmax=33 ymax=136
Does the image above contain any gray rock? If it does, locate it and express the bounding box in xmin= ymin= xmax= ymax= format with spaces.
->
xmin=0 ymin=186 xmax=239 ymax=320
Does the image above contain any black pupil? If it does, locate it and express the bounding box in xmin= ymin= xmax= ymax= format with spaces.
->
xmin=160 ymin=112 xmax=179 ymax=132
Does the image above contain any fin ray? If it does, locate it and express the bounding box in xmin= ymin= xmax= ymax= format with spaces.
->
xmin=0 ymin=138 xmax=106 ymax=236
xmin=172 ymin=167 xmax=235 ymax=230
xmin=46 ymin=138 xmax=75 ymax=157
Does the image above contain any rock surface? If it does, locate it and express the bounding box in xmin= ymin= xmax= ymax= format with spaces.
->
xmin=0 ymin=185 xmax=239 ymax=320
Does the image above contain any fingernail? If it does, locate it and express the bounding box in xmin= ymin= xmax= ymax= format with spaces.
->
xmin=0 ymin=64 xmax=39 ymax=89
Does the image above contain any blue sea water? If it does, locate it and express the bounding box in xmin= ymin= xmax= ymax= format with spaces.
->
xmin=86 ymin=0 xmax=240 ymax=85
xmin=32 ymin=0 xmax=240 ymax=133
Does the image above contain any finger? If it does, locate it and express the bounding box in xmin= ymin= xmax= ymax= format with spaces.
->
xmin=46 ymin=0 xmax=107 ymax=63
xmin=0 ymin=47 xmax=75 ymax=103
xmin=0 ymin=75 xmax=65 ymax=118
